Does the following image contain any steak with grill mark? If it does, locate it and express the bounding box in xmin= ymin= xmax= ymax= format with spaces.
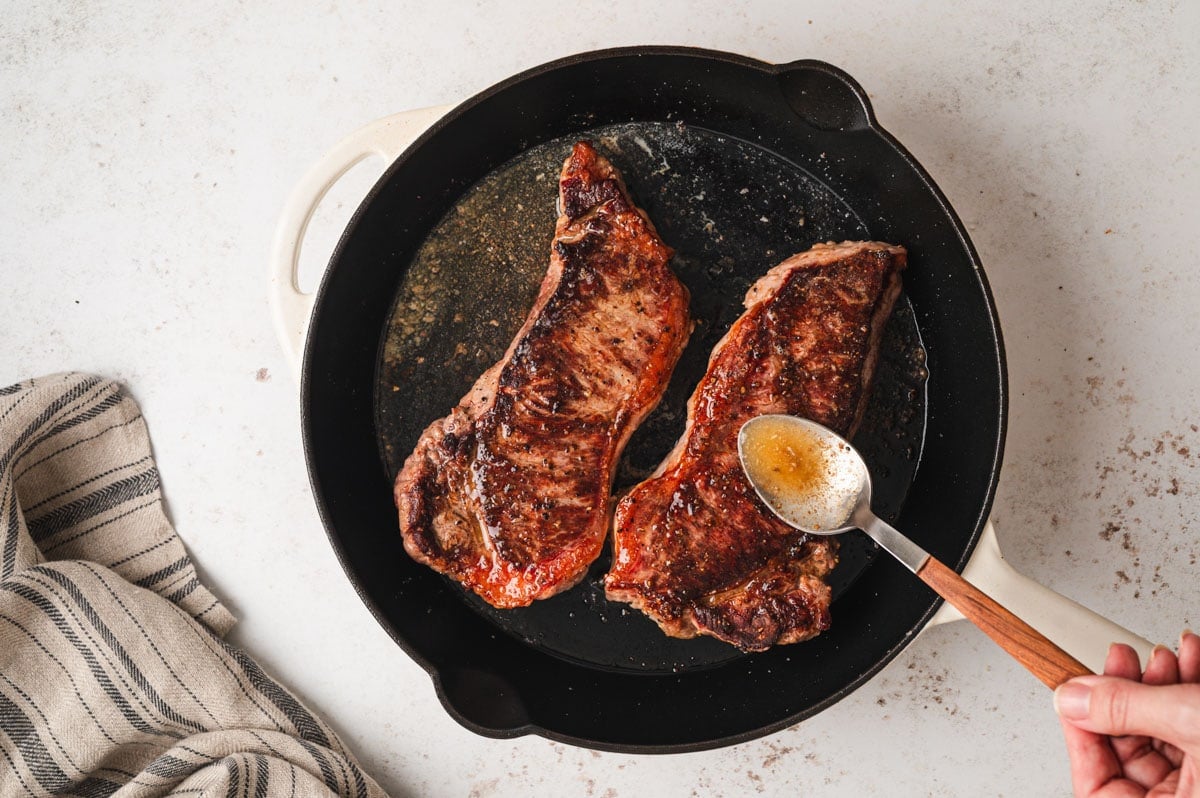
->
xmin=605 ymin=241 xmax=906 ymax=651
xmin=395 ymin=141 xmax=691 ymax=608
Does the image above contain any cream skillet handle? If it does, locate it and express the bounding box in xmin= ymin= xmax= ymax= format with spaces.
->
xmin=268 ymin=105 xmax=454 ymax=380
xmin=928 ymin=522 xmax=1156 ymax=673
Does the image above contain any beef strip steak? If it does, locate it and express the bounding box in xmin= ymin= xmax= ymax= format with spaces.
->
xmin=395 ymin=141 xmax=691 ymax=608
xmin=606 ymin=241 xmax=906 ymax=650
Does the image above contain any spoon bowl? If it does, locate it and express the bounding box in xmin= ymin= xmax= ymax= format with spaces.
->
xmin=737 ymin=415 xmax=867 ymax=535
xmin=738 ymin=414 xmax=1092 ymax=690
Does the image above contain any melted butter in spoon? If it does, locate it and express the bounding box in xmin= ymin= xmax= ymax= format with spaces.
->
xmin=738 ymin=415 xmax=865 ymax=534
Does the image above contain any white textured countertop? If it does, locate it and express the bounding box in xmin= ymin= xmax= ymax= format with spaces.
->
xmin=4 ymin=2 xmax=1198 ymax=795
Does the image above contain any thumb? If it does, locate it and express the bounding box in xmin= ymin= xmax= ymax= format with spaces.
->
xmin=1055 ymin=675 xmax=1200 ymax=748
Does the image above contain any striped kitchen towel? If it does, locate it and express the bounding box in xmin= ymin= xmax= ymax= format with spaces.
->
xmin=0 ymin=373 xmax=387 ymax=797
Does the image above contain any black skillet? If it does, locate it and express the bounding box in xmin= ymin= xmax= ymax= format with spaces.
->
xmin=302 ymin=46 xmax=1006 ymax=752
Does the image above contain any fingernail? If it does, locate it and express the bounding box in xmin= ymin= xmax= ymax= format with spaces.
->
xmin=1151 ymin=644 xmax=1171 ymax=665
xmin=1182 ymin=628 xmax=1196 ymax=645
xmin=1054 ymin=682 xmax=1091 ymax=720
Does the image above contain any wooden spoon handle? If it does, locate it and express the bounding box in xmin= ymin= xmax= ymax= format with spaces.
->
xmin=917 ymin=556 xmax=1092 ymax=688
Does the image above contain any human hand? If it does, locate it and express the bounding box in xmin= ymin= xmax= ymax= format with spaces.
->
xmin=1055 ymin=631 xmax=1200 ymax=797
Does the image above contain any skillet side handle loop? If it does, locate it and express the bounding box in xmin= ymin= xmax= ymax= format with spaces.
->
xmin=774 ymin=60 xmax=874 ymax=132
xmin=268 ymin=105 xmax=453 ymax=380
xmin=917 ymin=556 xmax=1092 ymax=689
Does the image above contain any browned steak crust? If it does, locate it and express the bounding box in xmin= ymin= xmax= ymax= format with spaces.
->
xmin=394 ymin=141 xmax=691 ymax=608
xmin=605 ymin=241 xmax=906 ymax=650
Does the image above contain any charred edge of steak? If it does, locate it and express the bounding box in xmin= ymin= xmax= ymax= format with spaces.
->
xmin=688 ymin=540 xmax=838 ymax=651
xmin=846 ymin=246 xmax=905 ymax=437
xmin=396 ymin=427 xmax=471 ymax=568
xmin=560 ymin=142 xmax=624 ymax=221
xmin=561 ymin=176 xmax=627 ymax=221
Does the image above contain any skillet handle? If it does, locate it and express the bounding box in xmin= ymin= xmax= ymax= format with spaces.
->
xmin=928 ymin=521 xmax=1156 ymax=673
xmin=774 ymin=60 xmax=874 ymax=132
xmin=918 ymin=556 xmax=1092 ymax=689
xmin=268 ymin=105 xmax=453 ymax=379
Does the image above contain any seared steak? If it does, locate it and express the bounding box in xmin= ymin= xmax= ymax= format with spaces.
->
xmin=395 ymin=141 xmax=691 ymax=608
xmin=605 ymin=241 xmax=906 ymax=650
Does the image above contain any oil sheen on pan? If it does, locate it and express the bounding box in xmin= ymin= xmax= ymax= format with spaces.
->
xmin=375 ymin=121 xmax=928 ymax=673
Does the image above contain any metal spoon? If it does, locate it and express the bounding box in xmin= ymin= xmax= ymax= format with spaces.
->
xmin=738 ymin=414 xmax=1091 ymax=689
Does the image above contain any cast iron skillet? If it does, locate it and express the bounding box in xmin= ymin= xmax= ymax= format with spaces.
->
xmin=302 ymin=46 xmax=1007 ymax=752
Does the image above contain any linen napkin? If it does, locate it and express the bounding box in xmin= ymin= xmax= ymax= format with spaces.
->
xmin=0 ymin=373 xmax=387 ymax=797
